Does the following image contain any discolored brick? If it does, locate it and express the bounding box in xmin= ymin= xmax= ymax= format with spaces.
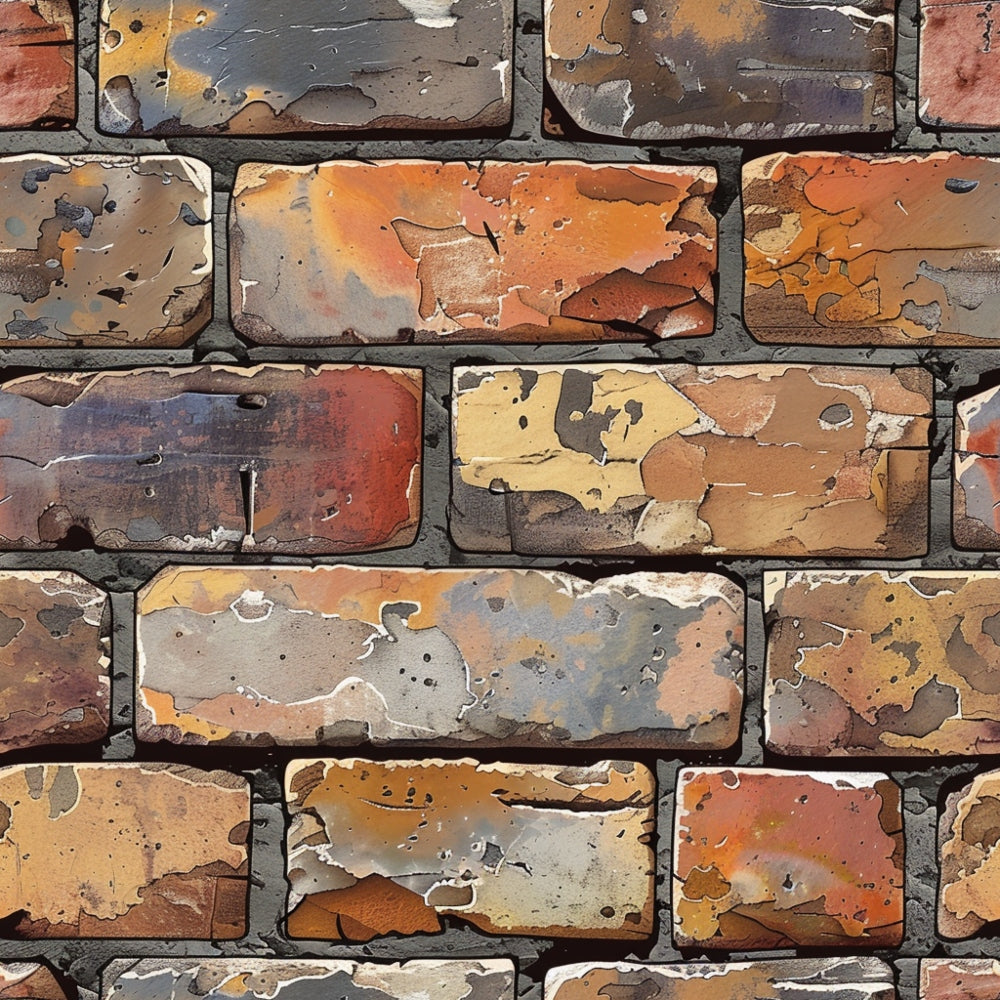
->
xmin=919 ymin=1 xmax=1000 ymax=128
xmin=0 ymin=570 xmax=109 ymax=754
xmin=284 ymin=757 xmax=655 ymax=941
xmin=230 ymin=160 xmax=717 ymax=345
xmin=938 ymin=769 xmax=1000 ymax=938
xmin=920 ymin=959 xmax=1000 ymax=1000
xmin=0 ymin=961 xmax=75 ymax=1000
xmin=0 ymin=154 xmax=212 ymax=347
xmin=955 ymin=385 xmax=1000 ymax=547
xmin=544 ymin=0 xmax=895 ymax=141
xmin=136 ymin=565 xmax=743 ymax=750
xmin=744 ymin=151 xmax=1000 ymax=346
xmin=673 ymin=768 xmax=904 ymax=949
xmin=0 ymin=762 xmax=249 ymax=938
xmin=0 ymin=1 xmax=74 ymax=129
xmin=99 ymin=0 xmax=512 ymax=136
xmin=450 ymin=363 xmax=932 ymax=557
xmin=765 ymin=570 xmax=1000 ymax=756
xmin=0 ymin=364 xmax=422 ymax=553
xmin=101 ymin=959 xmax=515 ymax=1000
xmin=546 ymin=958 xmax=897 ymax=1000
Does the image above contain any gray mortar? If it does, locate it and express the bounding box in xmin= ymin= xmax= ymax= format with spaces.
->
xmin=0 ymin=0 xmax=998 ymax=997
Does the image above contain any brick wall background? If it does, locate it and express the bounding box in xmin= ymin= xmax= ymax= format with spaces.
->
xmin=1 ymin=0 xmax=997 ymax=997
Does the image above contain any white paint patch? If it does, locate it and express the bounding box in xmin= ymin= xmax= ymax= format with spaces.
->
xmin=396 ymin=0 xmax=458 ymax=28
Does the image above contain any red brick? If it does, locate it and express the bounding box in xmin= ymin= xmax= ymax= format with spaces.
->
xmin=0 ymin=962 xmax=75 ymax=1000
xmin=955 ymin=384 xmax=1000 ymax=547
xmin=0 ymin=365 xmax=422 ymax=553
xmin=921 ymin=959 xmax=1000 ymax=1000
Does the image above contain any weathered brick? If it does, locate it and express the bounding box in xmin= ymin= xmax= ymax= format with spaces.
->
xmin=135 ymin=565 xmax=743 ymax=750
xmin=285 ymin=757 xmax=655 ymax=941
xmin=938 ymin=769 xmax=1000 ymax=938
xmin=545 ymin=959 xmax=896 ymax=1000
xmin=0 ymin=763 xmax=249 ymax=938
xmin=0 ymin=1 xmax=74 ymax=129
xmin=0 ymin=364 xmax=422 ymax=552
xmin=544 ymin=0 xmax=894 ymax=141
xmin=0 ymin=155 xmax=212 ymax=347
xmin=101 ymin=959 xmax=515 ymax=1000
xmin=451 ymin=364 xmax=931 ymax=557
xmin=921 ymin=960 xmax=1000 ymax=1000
xmin=230 ymin=160 xmax=716 ymax=345
xmin=744 ymin=151 xmax=1000 ymax=346
xmin=99 ymin=1 xmax=512 ymax=135
xmin=0 ymin=961 xmax=75 ymax=1000
xmin=765 ymin=570 xmax=1000 ymax=756
xmin=919 ymin=1 xmax=1000 ymax=128
xmin=0 ymin=570 xmax=109 ymax=754
xmin=673 ymin=768 xmax=904 ymax=949
xmin=955 ymin=385 xmax=1000 ymax=547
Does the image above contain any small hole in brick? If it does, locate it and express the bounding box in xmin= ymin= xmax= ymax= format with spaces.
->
xmin=237 ymin=393 xmax=267 ymax=410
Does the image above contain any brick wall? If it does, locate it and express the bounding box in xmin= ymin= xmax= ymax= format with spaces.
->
xmin=0 ymin=1 xmax=997 ymax=999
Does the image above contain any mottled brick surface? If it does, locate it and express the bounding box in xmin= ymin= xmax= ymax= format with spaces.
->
xmin=921 ymin=959 xmax=1000 ymax=1000
xmin=765 ymin=570 xmax=1000 ymax=756
xmin=101 ymin=959 xmax=515 ymax=1000
xmin=99 ymin=0 xmax=512 ymax=135
xmin=0 ymin=1 xmax=74 ymax=128
xmin=546 ymin=959 xmax=896 ymax=1000
xmin=0 ymin=763 xmax=249 ymax=938
xmin=545 ymin=0 xmax=894 ymax=140
xmin=0 ymin=365 xmax=422 ymax=552
xmin=0 ymin=154 xmax=212 ymax=347
xmin=451 ymin=364 xmax=931 ymax=557
xmin=0 ymin=570 xmax=109 ymax=753
xmin=955 ymin=385 xmax=1000 ymax=547
xmin=285 ymin=758 xmax=655 ymax=941
xmin=136 ymin=565 xmax=743 ymax=749
xmin=0 ymin=962 xmax=74 ymax=1000
xmin=745 ymin=152 xmax=1000 ymax=346
xmin=673 ymin=768 xmax=904 ymax=949
xmin=231 ymin=160 xmax=716 ymax=345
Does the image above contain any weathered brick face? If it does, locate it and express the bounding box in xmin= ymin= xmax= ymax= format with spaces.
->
xmin=1 ymin=0 xmax=999 ymax=996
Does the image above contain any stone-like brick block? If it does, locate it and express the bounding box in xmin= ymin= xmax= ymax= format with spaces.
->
xmin=99 ymin=0 xmax=512 ymax=135
xmin=0 ymin=962 xmax=75 ymax=1000
xmin=0 ymin=364 xmax=422 ymax=553
xmin=939 ymin=770 xmax=1000 ymax=938
xmin=101 ymin=959 xmax=515 ymax=1000
xmin=546 ymin=959 xmax=896 ymax=1000
xmin=673 ymin=768 xmax=904 ymax=949
xmin=451 ymin=364 xmax=931 ymax=557
xmin=0 ymin=1 xmax=74 ymax=129
xmin=765 ymin=570 xmax=1000 ymax=756
xmin=284 ymin=757 xmax=655 ymax=941
xmin=955 ymin=385 xmax=1000 ymax=547
xmin=135 ymin=565 xmax=744 ymax=750
xmin=0 ymin=155 xmax=212 ymax=347
xmin=745 ymin=152 xmax=1000 ymax=346
xmin=544 ymin=0 xmax=894 ymax=141
xmin=0 ymin=570 xmax=109 ymax=754
xmin=0 ymin=763 xmax=249 ymax=938
xmin=230 ymin=160 xmax=717 ymax=345
xmin=919 ymin=1 xmax=1000 ymax=128
xmin=921 ymin=959 xmax=1000 ymax=1000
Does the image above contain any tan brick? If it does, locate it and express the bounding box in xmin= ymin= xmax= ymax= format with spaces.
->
xmin=546 ymin=959 xmax=896 ymax=1000
xmin=451 ymin=364 xmax=931 ymax=557
xmin=0 ymin=2 xmax=74 ymax=129
xmin=745 ymin=152 xmax=1000 ymax=346
xmin=674 ymin=768 xmax=904 ymax=949
xmin=230 ymin=160 xmax=717 ymax=345
xmin=765 ymin=570 xmax=1000 ymax=756
xmin=0 ymin=365 xmax=421 ymax=553
xmin=136 ymin=565 xmax=743 ymax=750
xmin=99 ymin=1 xmax=512 ymax=135
xmin=0 ymin=570 xmax=109 ymax=754
xmin=102 ymin=959 xmax=515 ymax=1000
xmin=0 ymin=763 xmax=249 ymax=938
xmin=285 ymin=758 xmax=655 ymax=941
xmin=0 ymin=155 xmax=211 ymax=347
